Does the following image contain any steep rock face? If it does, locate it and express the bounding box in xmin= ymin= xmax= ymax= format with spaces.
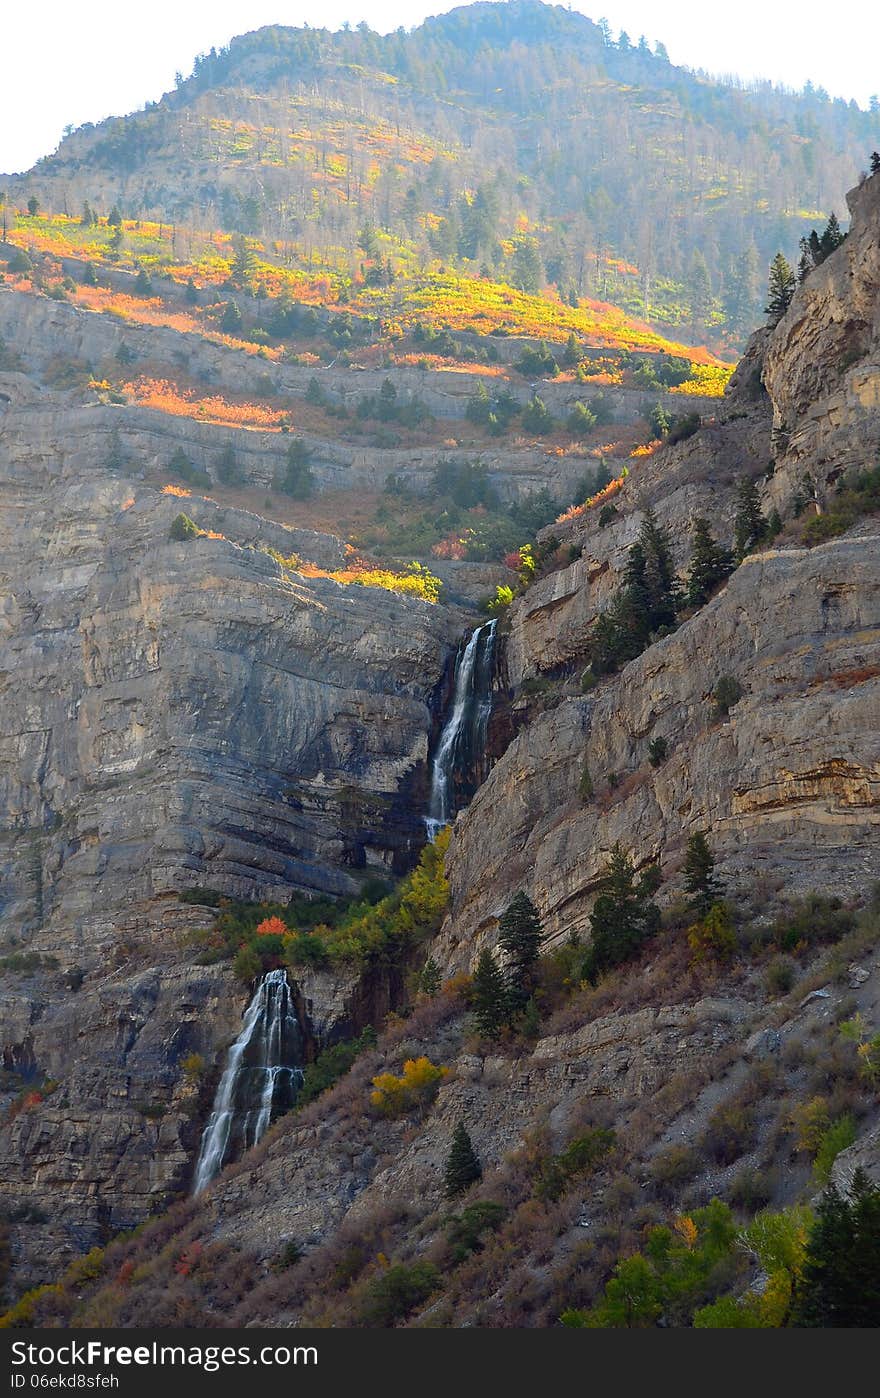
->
xmin=764 ymin=170 xmax=880 ymax=482
xmin=0 ymin=454 xmax=467 ymax=1283
xmin=440 ymin=535 xmax=880 ymax=964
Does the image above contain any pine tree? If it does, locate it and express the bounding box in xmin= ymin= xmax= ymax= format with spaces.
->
xmin=471 ymin=949 xmax=509 ymax=1039
xmin=686 ymin=517 xmax=734 ymax=606
xmin=871 ymin=152 xmax=880 ymax=175
xmin=498 ymin=892 xmax=543 ymax=1008
xmin=444 ymin=1122 xmax=482 ymax=1197
xmin=765 ymin=252 xmax=796 ymax=324
xmin=419 ymin=957 xmax=441 ymax=997
xmin=733 ymin=477 xmax=768 ymax=559
xmin=639 ymin=508 xmax=677 ymax=631
xmin=683 ymin=831 xmax=722 ymax=917
xmin=221 ymin=299 xmax=242 ymax=333
xmin=819 ymin=212 xmax=845 ymax=257
xmin=582 ymin=844 xmax=661 ymax=981
xmin=794 ymin=1169 xmax=880 ymax=1326
xmin=133 ymin=267 xmax=153 ymax=297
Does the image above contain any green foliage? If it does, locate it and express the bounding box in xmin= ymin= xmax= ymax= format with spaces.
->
xmin=356 ymin=1261 xmax=441 ymax=1327
xmin=812 ymin=1115 xmax=857 ymax=1187
xmin=168 ymin=447 xmax=211 ymax=490
xmin=444 ymin=1202 xmax=506 ymax=1262
xmin=216 ymin=443 xmax=244 ymax=486
xmin=497 ymin=891 xmax=543 ymax=1008
xmin=566 ymin=401 xmax=597 ymax=436
xmin=711 ymin=675 xmax=743 ymax=720
xmin=765 ymin=252 xmax=796 ymax=324
xmin=419 ymin=957 xmax=441 ymax=997
xmin=647 ymin=736 xmax=668 ymax=767
xmin=133 ymin=267 xmax=153 ymax=297
xmin=582 ymin=844 xmax=661 ymax=981
xmin=471 ymin=948 xmax=509 ymax=1040
xmin=687 ymin=902 xmax=736 ymax=964
xmin=515 ymin=341 xmax=558 ymax=378
xmin=444 ymin=1123 xmax=482 ymax=1198
xmin=734 ymin=477 xmax=768 ymax=558
xmin=274 ymin=439 xmax=314 ymax=498
xmin=297 ymin=1028 xmax=377 ymax=1107
xmin=683 ymin=831 xmax=722 ymax=917
xmin=534 ymin=1128 xmax=615 ymax=1202
xmin=587 ymin=509 xmax=677 ymax=676
xmin=769 ymin=893 xmax=855 ymax=953
xmin=794 ymin=1170 xmax=880 ymax=1326
xmin=169 ymin=512 xmax=199 ymax=541
xmin=802 ymin=463 xmax=880 ymax=544
xmin=521 ymin=395 xmax=555 ymax=434
xmin=686 ymin=517 xmax=733 ymax=607
xmin=666 ymin=413 xmax=701 ymax=445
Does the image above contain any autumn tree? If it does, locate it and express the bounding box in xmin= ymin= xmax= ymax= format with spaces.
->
xmin=444 ymin=1122 xmax=482 ymax=1197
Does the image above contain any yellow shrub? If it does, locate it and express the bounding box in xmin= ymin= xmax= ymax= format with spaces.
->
xmin=370 ymin=1056 xmax=449 ymax=1116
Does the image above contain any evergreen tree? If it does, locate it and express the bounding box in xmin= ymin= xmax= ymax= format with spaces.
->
xmin=81 ymin=261 xmax=99 ymax=288
xmin=733 ymin=477 xmax=768 ymax=559
xmin=275 ymin=440 xmax=314 ymax=498
xmin=419 ymin=957 xmax=441 ymax=997
xmin=133 ymin=267 xmax=153 ymax=297
xmin=582 ymin=845 xmax=661 ymax=981
xmin=871 ymin=152 xmax=880 ymax=175
xmin=221 ymin=298 xmax=243 ymax=333
xmin=498 ymin=891 xmax=543 ymax=1008
xmin=444 ymin=1122 xmax=483 ymax=1197
xmin=794 ymin=1170 xmax=880 ymax=1326
xmin=765 ymin=252 xmax=796 ymax=324
xmin=639 ymin=508 xmax=677 ymax=631
xmin=819 ymin=212 xmax=845 ymax=258
xmin=108 ymin=205 xmax=122 ymax=227
xmin=471 ymin=949 xmax=509 ymax=1039
xmin=216 ymin=443 xmax=243 ymax=486
xmin=185 ymin=278 xmax=199 ymax=305
xmin=683 ymin=831 xmax=722 ymax=917
xmin=685 ymin=517 xmax=734 ymax=606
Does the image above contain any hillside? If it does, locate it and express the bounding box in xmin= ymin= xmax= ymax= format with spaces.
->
xmin=5 ymin=0 xmax=878 ymax=347
xmin=1 ymin=4 xmax=880 ymax=1334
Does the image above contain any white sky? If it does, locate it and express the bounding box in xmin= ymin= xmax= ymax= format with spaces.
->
xmin=2 ymin=1 xmax=878 ymax=175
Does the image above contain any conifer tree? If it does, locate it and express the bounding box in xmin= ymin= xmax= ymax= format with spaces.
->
xmin=444 ymin=1122 xmax=482 ymax=1197
xmin=871 ymin=152 xmax=880 ymax=175
xmin=498 ymin=892 xmax=543 ymax=1008
xmin=765 ymin=252 xmax=796 ymax=324
xmin=582 ymin=844 xmax=661 ymax=981
xmin=794 ymin=1169 xmax=880 ymax=1326
xmin=683 ymin=831 xmax=722 ymax=917
xmin=472 ymin=949 xmax=509 ymax=1039
xmin=685 ymin=517 xmax=734 ymax=606
xmin=733 ymin=477 xmax=768 ymax=559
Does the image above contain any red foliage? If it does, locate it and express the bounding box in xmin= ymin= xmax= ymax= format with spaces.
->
xmin=255 ymin=915 xmax=288 ymax=937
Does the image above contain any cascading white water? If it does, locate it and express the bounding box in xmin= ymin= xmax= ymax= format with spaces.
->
xmin=192 ymin=968 xmax=304 ymax=1194
xmin=425 ymin=619 xmax=496 ymax=839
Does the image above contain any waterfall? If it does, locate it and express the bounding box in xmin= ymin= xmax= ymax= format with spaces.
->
xmin=425 ymin=619 xmax=496 ymax=839
xmin=192 ymin=968 xmax=304 ymax=1194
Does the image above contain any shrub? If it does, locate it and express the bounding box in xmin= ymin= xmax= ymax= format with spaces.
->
xmin=687 ymin=902 xmax=736 ymax=965
xmin=649 ymin=1145 xmax=701 ymax=1198
xmin=813 ymin=1115 xmax=857 ymax=1186
xmin=445 ymin=1202 xmax=506 ymax=1262
xmin=356 ymin=1261 xmax=441 ymax=1327
xmin=702 ymin=1102 xmax=756 ymax=1165
xmin=534 ymin=1128 xmax=615 ymax=1202
xmin=180 ymin=1053 xmax=205 ymax=1081
xmin=711 ymin=675 xmax=743 ymax=719
xmin=369 ymin=1057 xmax=449 ymax=1118
xmin=169 ymin=513 xmax=199 ymax=541
xmin=648 ymin=736 xmax=668 ymax=767
xmin=297 ymin=1029 xmax=376 ymax=1108
xmin=764 ymin=956 xmax=796 ymax=996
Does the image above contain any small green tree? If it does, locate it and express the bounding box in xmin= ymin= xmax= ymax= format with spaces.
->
xmin=765 ymin=252 xmax=796 ymax=324
xmin=686 ymin=517 xmax=734 ymax=606
xmin=216 ymin=443 xmax=243 ymax=486
xmin=169 ymin=512 xmax=199 ymax=541
xmin=733 ymin=477 xmax=768 ymax=559
xmin=711 ymin=675 xmax=743 ymax=720
xmin=471 ymin=949 xmax=509 ymax=1039
xmin=498 ymin=891 xmax=543 ymax=1008
xmin=133 ymin=268 xmax=153 ymax=297
xmin=419 ymin=957 xmax=441 ymax=997
xmin=444 ymin=1122 xmax=482 ymax=1197
xmin=583 ymin=844 xmax=661 ymax=981
xmin=683 ymin=831 xmax=722 ymax=916
xmin=26 ymin=196 xmax=39 ymax=217
xmin=275 ymin=440 xmax=314 ymax=498
xmin=221 ymin=299 xmax=243 ymax=333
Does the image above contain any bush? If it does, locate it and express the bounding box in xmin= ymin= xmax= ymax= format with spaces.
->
xmin=369 ymin=1057 xmax=448 ymax=1118
xmin=648 ymin=736 xmax=668 ymax=767
xmin=169 ymin=513 xmax=199 ymax=541
xmin=649 ymin=1145 xmax=701 ymax=1198
xmin=297 ymin=1029 xmax=376 ymax=1107
xmin=764 ymin=956 xmax=796 ymax=996
xmin=667 ymin=413 xmax=701 ymax=445
xmin=711 ymin=675 xmax=743 ymax=719
xmin=445 ymin=1202 xmax=506 ymax=1262
xmin=701 ymin=1102 xmax=756 ymax=1165
xmin=534 ymin=1128 xmax=615 ymax=1202
xmin=356 ymin=1261 xmax=441 ymax=1327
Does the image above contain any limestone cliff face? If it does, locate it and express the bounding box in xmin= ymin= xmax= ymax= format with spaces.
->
xmin=440 ymin=536 xmax=880 ymax=965
xmin=0 ymin=451 xmax=466 ymax=1280
xmin=764 ymin=170 xmax=880 ymax=484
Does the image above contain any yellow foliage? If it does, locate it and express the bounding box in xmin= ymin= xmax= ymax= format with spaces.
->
xmin=370 ymin=1056 xmax=449 ymax=1116
xmin=673 ymin=1215 xmax=699 ymax=1250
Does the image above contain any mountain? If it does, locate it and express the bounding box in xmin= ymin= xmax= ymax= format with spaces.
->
xmin=5 ymin=0 xmax=878 ymax=346
xmin=1 ymin=4 xmax=879 ymax=1331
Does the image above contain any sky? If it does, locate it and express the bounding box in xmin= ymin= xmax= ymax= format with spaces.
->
xmin=1 ymin=1 xmax=878 ymax=174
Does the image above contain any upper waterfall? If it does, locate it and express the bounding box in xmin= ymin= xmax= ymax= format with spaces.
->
xmin=425 ymin=619 xmax=496 ymax=839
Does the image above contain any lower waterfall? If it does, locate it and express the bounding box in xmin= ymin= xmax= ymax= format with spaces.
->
xmin=192 ymin=968 xmax=304 ymax=1194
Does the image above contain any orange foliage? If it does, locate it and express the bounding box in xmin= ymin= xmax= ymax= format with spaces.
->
xmin=161 ymin=483 xmax=191 ymax=497
xmin=124 ymin=378 xmax=287 ymax=430
xmin=556 ymin=472 xmax=626 ymax=525
xmin=255 ymin=915 xmax=289 ymax=937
